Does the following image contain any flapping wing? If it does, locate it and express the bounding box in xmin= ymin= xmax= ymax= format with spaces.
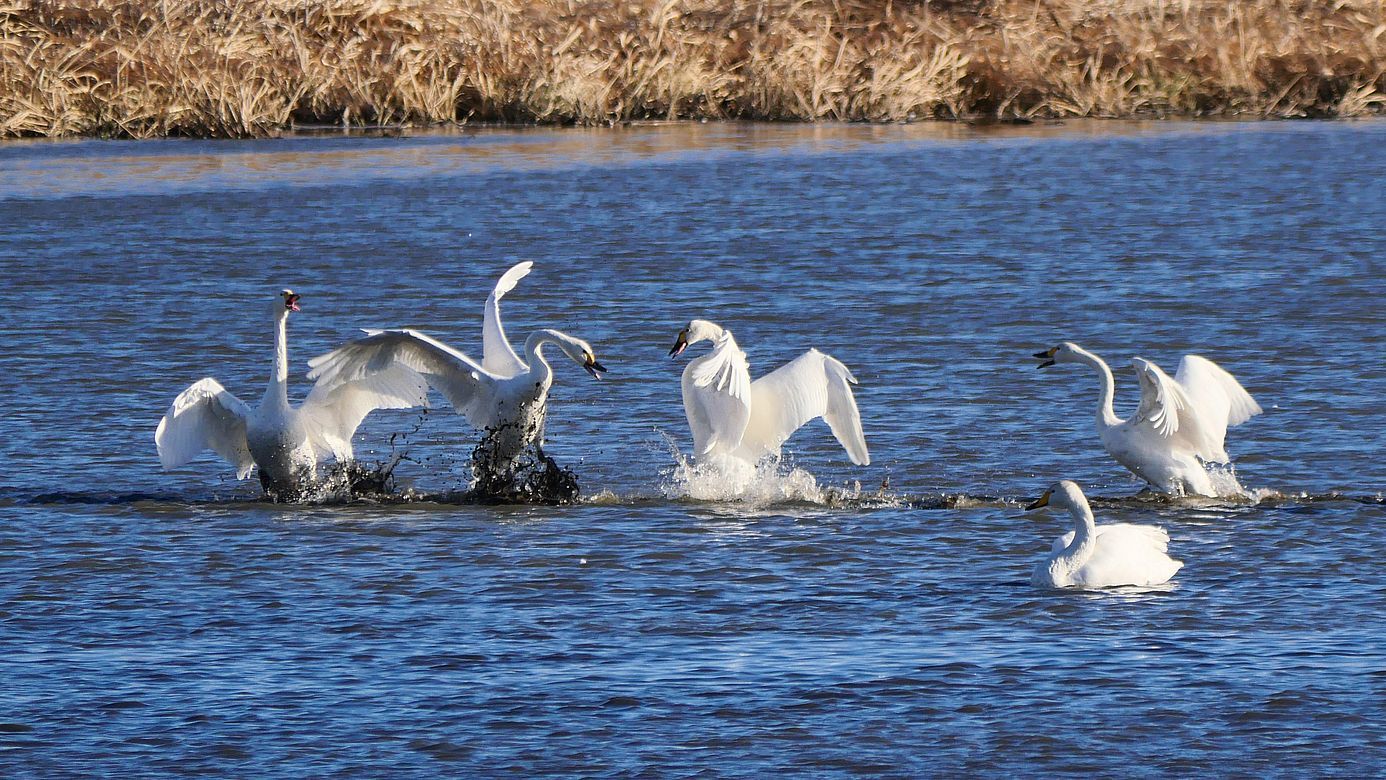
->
xmin=1173 ymin=354 xmax=1263 ymax=463
xmin=300 ymin=362 xmax=430 ymax=461
xmin=1132 ymin=357 xmax=1191 ymax=439
xmin=155 ymin=378 xmax=254 ymax=479
xmin=739 ymin=349 xmax=870 ymax=466
xmin=307 ymin=329 xmax=498 ymax=430
xmin=481 ymin=261 xmax=533 ymax=378
xmin=681 ymin=330 xmax=752 ymax=458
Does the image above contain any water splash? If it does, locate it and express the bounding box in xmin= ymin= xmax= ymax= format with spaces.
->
xmin=467 ymin=420 xmax=580 ymax=505
xmin=656 ymin=433 xmax=869 ymax=506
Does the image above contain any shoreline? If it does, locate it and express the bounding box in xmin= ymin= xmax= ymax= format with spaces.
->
xmin=5 ymin=0 xmax=1384 ymax=140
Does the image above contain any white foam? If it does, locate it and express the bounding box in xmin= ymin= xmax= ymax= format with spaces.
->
xmin=655 ymin=433 xmax=860 ymax=506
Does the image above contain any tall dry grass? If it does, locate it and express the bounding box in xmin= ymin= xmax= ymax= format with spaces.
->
xmin=2 ymin=0 xmax=1383 ymax=138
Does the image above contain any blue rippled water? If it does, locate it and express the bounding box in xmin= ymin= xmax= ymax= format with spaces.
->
xmin=1 ymin=120 xmax=1383 ymax=775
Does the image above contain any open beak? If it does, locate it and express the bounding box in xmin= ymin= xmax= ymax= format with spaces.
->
xmin=668 ymin=329 xmax=688 ymax=358
xmin=285 ymin=292 xmax=301 ymax=312
xmin=1025 ymin=490 xmax=1052 ymax=511
xmin=583 ymin=355 xmax=607 ymax=380
xmin=1033 ymin=347 xmax=1055 ymax=369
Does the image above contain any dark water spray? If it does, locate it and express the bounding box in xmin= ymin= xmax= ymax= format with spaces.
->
xmin=468 ymin=419 xmax=581 ymax=505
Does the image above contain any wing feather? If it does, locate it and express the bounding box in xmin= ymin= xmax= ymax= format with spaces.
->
xmin=681 ymin=331 xmax=751 ymax=457
xmin=155 ymin=378 xmax=254 ymax=479
xmin=738 ymin=349 xmax=870 ymax=465
xmin=1174 ymin=354 xmax=1263 ymax=462
xmin=300 ymin=362 xmax=430 ymax=461
xmin=481 ymin=261 xmax=533 ymax=378
xmin=307 ymin=329 xmax=498 ymax=430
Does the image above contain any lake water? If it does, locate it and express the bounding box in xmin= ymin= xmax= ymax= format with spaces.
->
xmin=2 ymin=120 xmax=1383 ymax=775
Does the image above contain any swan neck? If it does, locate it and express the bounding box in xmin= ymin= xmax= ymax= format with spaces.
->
xmin=265 ymin=310 xmax=290 ymax=408
xmin=1074 ymin=347 xmax=1120 ymax=429
xmin=1059 ymin=500 xmax=1098 ymax=566
xmin=523 ymin=329 xmax=561 ymax=376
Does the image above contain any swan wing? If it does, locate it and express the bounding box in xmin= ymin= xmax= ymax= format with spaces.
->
xmin=155 ymin=378 xmax=255 ymax=479
xmin=1174 ymin=354 xmax=1263 ymax=462
xmin=299 ymin=362 xmax=430 ymax=461
xmin=681 ymin=331 xmax=752 ymax=457
xmin=739 ymin=349 xmax=870 ymax=466
xmin=1132 ymin=358 xmax=1191 ymax=439
xmin=307 ymin=329 xmax=498 ymax=430
xmin=481 ymin=261 xmax=533 ymax=378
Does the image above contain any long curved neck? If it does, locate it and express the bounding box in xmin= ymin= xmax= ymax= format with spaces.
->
xmin=1070 ymin=345 xmax=1120 ymax=430
xmin=523 ymin=329 xmax=565 ymax=380
xmin=1057 ymin=499 xmax=1098 ymax=568
xmin=263 ymin=310 xmax=290 ymax=409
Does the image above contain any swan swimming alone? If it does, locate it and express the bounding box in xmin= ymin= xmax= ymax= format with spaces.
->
xmin=1034 ymin=342 xmax=1262 ymax=497
xmin=305 ymin=263 xmax=607 ymax=498
xmin=668 ymin=319 xmax=869 ymax=467
xmin=156 ymin=290 xmax=429 ymax=499
xmin=1026 ymin=480 xmax=1183 ymax=589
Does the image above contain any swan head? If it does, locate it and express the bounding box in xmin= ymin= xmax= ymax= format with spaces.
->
xmin=1033 ymin=341 xmax=1082 ymax=369
xmin=1025 ymin=479 xmax=1088 ymax=512
xmin=553 ymin=333 xmax=608 ymax=380
xmin=277 ymin=289 xmax=301 ymax=315
xmin=668 ymin=319 xmax=723 ymax=358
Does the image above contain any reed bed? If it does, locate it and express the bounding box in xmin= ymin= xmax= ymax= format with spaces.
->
xmin=2 ymin=0 xmax=1383 ymax=138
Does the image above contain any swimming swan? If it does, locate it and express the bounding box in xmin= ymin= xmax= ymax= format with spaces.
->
xmin=668 ymin=319 xmax=869 ymax=467
xmin=1026 ymin=480 xmax=1183 ymax=589
xmin=1034 ymin=342 xmax=1261 ymax=496
xmin=305 ymin=263 xmax=607 ymax=483
xmin=155 ymin=290 xmax=429 ymax=498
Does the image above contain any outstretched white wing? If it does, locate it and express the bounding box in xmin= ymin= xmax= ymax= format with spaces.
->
xmin=307 ymin=329 xmax=499 ymax=430
xmin=299 ymin=362 xmax=430 ymax=461
xmin=1133 ymin=355 xmax=1261 ymax=462
xmin=1174 ymin=354 xmax=1262 ymax=462
xmin=482 ymin=261 xmax=533 ymax=378
xmin=155 ymin=378 xmax=255 ymax=479
xmin=738 ymin=349 xmax=870 ymax=466
xmin=681 ymin=330 xmax=752 ymax=458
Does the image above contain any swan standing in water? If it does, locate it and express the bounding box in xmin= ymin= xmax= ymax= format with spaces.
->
xmin=1026 ymin=480 xmax=1183 ymax=589
xmin=668 ymin=319 xmax=869 ymax=467
xmin=1034 ymin=342 xmax=1262 ymax=497
xmin=305 ymin=263 xmax=607 ymax=498
xmin=156 ymin=290 xmax=429 ymax=499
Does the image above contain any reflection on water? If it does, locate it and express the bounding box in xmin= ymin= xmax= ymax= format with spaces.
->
xmin=1 ymin=119 xmax=1385 ymax=775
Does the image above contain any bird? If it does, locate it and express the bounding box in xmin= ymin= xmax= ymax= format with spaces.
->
xmin=304 ymin=263 xmax=607 ymax=492
xmin=1026 ymin=480 xmax=1183 ymax=589
xmin=1034 ymin=341 xmax=1262 ymax=496
xmin=667 ymin=319 xmax=869 ymax=467
xmin=155 ymin=290 xmax=429 ymax=499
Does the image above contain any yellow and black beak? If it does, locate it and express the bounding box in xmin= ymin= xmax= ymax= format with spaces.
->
xmin=668 ymin=329 xmax=689 ymax=358
xmin=583 ymin=353 xmax=607 ymax=380
xmin=1033 ymin=346 xmax=1057 ymax=369
xmin=1025 ymin=490 xmax=1052 ymax=511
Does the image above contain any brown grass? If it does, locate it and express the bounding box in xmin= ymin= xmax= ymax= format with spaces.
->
xmin=2 ymin=0 xmax=1383 ymax=138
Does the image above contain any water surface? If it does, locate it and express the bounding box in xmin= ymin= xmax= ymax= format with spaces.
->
xmin=2 ymin=120 xmax=1384 ymax=775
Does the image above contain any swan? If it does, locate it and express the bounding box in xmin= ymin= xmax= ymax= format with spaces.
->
xmin=305 ymin=263 xmax=607 ymax=490
xmin=1026 ymin=480 xmax=1183 ymax=589
xmin=668 ymin=319 xmax=869 ymax=467
xmin=156 ymin=290 xmax=429 ymax=499
xmin=1034 ymin=342 xmax=1262 ymax=496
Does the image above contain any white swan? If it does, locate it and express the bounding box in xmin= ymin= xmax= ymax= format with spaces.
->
xmin=156 ymin=290 xmax=429 ymax=498
xmin=1035 ymin=342 xmax=1262 ymax=496
xmin=1026 ymin=480 xmax=1183 ymax=589
xmin=305 ymin=263 xmax=607 ymax=485
xmin=668 ymin=319 xmax=869 ymax=466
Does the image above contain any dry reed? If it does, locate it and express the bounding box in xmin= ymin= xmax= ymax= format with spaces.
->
xmin=2 ymin=0 xmax=1383 ymax=138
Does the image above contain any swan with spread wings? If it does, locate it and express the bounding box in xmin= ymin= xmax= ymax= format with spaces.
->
xmin=1034 ymin=341 xmax=1262 ymax=496
xmin=668 ymin=319 xmax=869 ymax=468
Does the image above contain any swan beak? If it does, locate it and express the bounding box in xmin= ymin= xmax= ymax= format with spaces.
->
xmin=583 ymin=354 xmax=607 ymax=380
xmin=285 ymin=292 xmax=301 ymax=312
xmin=1034 ymin=347 xmax=1056 ymax=369
xmin=1025 ymin=490 xmax=1052 ymax=511
xmin=668 ymin=329 xmax=689 ymax=358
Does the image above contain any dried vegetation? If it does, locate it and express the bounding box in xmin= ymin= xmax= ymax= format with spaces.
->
xmin=2 ymin=0 xmax=1383 ymax=138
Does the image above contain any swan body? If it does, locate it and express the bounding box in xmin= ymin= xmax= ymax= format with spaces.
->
xmin=1027 ymin=480 xmax=1183 ymax=589
xmin=668 ymin=319 xmax=869 ymax=467
xmin=305 ymin=264 xmax=607 ymax=482
xmin=1035 ymin=342 xmax=1261 ymax=496
xmin=156 ymin=290 xmax=429 ymax=498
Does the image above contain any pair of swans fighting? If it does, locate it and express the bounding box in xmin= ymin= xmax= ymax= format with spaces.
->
xmin=156 ymin=262 xmax=864 ymax=503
